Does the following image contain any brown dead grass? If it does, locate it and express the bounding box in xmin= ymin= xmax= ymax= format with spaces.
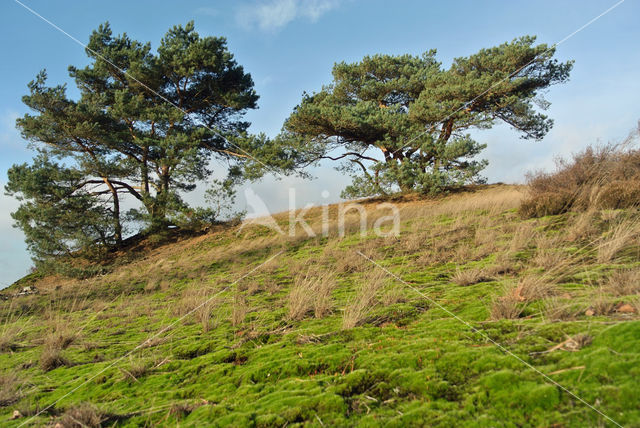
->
xmin=342 ymin=270 xmax=386 ymax=329
xmin=490 ymin=292 xmax=523 ymax=320
xmin=509 ymin=222 xmax=537 ymax=253
xmin=512 ymin=276 xmax=556 ymax=302
xmin=231 ymin=293 xmax=248 ymax=327
xmin=532 ymin=249 xmax=565 ymax=270
xmin=0 ymin=373 xmax=23 ymax=407
xmin=42 ymin=313 xmax=77 ymax=351
xmin=287 ymin=271 xmax=336 ymax=321
xmin=451 ymin=268 xmax=490 ymax=286
xmin=323 ymin=246 xmax=369 ymax=274
xmin=591 ymin=293 xmax=616 ymax=316
xmin=604 ymin=269 xmax=640 ymax=296
xmin=57 ymin=402 xmax=105 ymax=427
xmin=543 ymin=297 xmax=580 ymax=321
xmin=565 ymin=210 xmax=601 ymax=243
xmin=380 ymin=287 xmax=409 ymax=306
xmin=0 ymin=302 xmax=27 ymax=353
xmin=40 ymin=345 xmax=71 ymax=372
xmin=490 ymin=275 xmax=555 ymax=320
xmin=596 ymin=217 xmax=640 ymax=263
xmin=483 ymin=255 xmax=517 ymax=277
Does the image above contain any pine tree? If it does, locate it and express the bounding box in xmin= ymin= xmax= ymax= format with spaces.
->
xmin=6 ymin=22 xmax=290 ymax=270
xmin=281 ymin=36 xmax=573 ymax=197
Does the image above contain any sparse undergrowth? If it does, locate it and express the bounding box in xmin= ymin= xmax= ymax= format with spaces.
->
xmin=1 ymin=185 xmax=640 ymax=427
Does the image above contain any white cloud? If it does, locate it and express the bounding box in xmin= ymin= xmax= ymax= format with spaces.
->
xmin=237 ymin=0 xmax=341 ymax=32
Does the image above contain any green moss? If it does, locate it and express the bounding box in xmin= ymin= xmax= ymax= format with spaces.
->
xmin=3 ymin=193 xmax=640 ymax=426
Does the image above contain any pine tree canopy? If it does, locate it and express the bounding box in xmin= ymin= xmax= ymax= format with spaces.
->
xmin=6 ymin=22 xmax=295 ymax=271
xmin=280 ymin=36 xmax=573 ymax=197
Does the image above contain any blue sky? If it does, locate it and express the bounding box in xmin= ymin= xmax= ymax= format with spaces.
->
xmin=1 ymin=0 xmax=639 ymax=286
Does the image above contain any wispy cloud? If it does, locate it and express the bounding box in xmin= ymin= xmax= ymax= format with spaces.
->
xmin=236 ymin=0 xmax=342 ymax=32
xmin=195 ymin=6 xmax=219 ymax=18
xmin=1 ymin=110 xmax=20 ymax=147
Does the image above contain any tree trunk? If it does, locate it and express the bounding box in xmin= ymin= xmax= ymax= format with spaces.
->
xmin=101 ymin=177 xmax=122 ymax=245
xmin=142 ymin=145 xmax=149 ymax=195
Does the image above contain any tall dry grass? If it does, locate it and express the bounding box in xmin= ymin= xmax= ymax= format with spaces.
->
xmin=287 ymin=271 xmax=336 ymax=321
xmin=603 ymin=269 xmax=640 ymax=296
xmin=451 ymin=267 xmax=489 ymax=286
xmin=231 ymin=293 xmax=248 ymax=327
xmin=0 ymin=373 xmax=23 ymax=407
xmin=508 ymin=222 xmax=537 ymax=253
xmin=596 ymin=217 xmax=640 ymax=263
xmin=342 ymin=270 xmax=386 ymax=329
xmin=490 ymin=291 xmax=522 ymax=320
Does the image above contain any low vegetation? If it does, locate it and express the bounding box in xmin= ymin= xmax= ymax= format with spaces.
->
xmin=1 ymin=179 xmax=640 ymax=426
xmin=520 ymin=141 xmax=640 ymax=217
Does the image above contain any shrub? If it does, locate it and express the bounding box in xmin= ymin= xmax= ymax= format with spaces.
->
xmin=520 ymin=137 xmax=640 ymax=218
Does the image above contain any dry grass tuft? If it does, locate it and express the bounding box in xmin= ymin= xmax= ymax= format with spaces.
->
xmin=0 ymin=317 xmax=25 ymax=353
xmin=512 ymin=276 xmax=555 ymax=302
xmin=197 ymin=298 xmax=220 ymax=333
xmin=400 ymin=231 xmax=430 ymax=254
xmin=490 ymin=291 xmax=522 ymax=320
xmin=381 ymin=287 xmax=408 ymax=306
xmin=596 ymin=217 xmax=640 ymax=263
xmin=484 ymin=254 xmax=517 ymax=276
xmin=120 ymin=359 xmax=149 ymax=383
xmin=543 ymin=297 xmax=579 ymax=321
xmin=169 ymin=402 xmax=194 ymax=419
xmin=342 ymin=270 xmax=386 ymax=329
xmin=453 ymin=244 xmax=474 ymax=263
xmin=451 ymin=267 xmax=490 ymax=286
xmin=231 ymin=293 xmax=248 ymax=327
xmin=324 ymin=246 xmax=369 ymax=273
xmin=287 ymin=271 xmax=336 ymax=321
xmin=43 ymin=321 xmax=76 ymax=351
xmin=532 ymin=249 xmax=565 ymax=270
xmin=474 ymin=219 xmax=501 ymax=248
xmin=176 ymin=287 xmax=222 ymax=332
xmin=605 ymin=269 xmax=640 ymax=296
xmin=591 ymin=293 xmax=616 ymax=315
xmin=565 ymin=210 xmax=601 ymax=242
xmin=57 ymin=402 xmax=105 ymax=427
xmin=40 ymin=345 xmax=70 ymax=372
xmin=509 ymin=223 xmax=537 ymax=253
xmin=38 ymin=314 xmax=77 ymax=371
xmin=0 ymin=373 xmax=23 ymax=407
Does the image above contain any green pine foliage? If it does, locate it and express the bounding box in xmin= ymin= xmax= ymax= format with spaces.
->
xmin=281 ymin=36 xmax=573 ymax=197
xmin=6 ymin=22 xmax=297 ymax=270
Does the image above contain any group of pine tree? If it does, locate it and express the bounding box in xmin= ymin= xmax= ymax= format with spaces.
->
xmin=6 ymin=22 xmax=572 ymax=273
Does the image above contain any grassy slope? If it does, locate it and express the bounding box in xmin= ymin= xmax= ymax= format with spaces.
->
xmin=1 ymin=185 xmax=639 ymax=427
